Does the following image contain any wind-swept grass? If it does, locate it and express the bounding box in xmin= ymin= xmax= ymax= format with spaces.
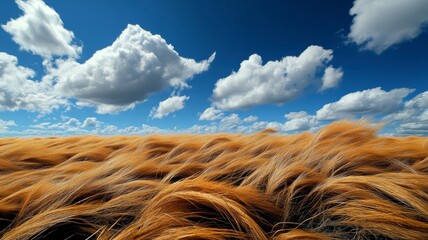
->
xmin=0 ymin=121 xmax=427 ymax=239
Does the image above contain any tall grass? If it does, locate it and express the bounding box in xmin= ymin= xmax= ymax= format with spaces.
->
xmin=0 ymin=121 xmax=427 ymax=239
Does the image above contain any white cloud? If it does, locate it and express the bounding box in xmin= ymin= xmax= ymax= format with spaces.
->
xmin=27 ymin=116 xmax=103 ymax=135
xmin=199 ymin=107 xmax=224 ymax=121
xmin=211 ymin=45 xmax=342 ymax=110
xmin=32 ymin=116 xmax=99 ymax=131
xmin=2 ymin=0 xmax=81 ymax=58
xmin=82 ymin=117 xmax=101 ymax=128
xmin=243 ymin=115 xmax=258 ymax=122
xmin=102 ymin=124 xmax=165 ymax=135
xmin=0 ymin=119 xmax=17 ymax=133
xmin=150 ymin=95 xmax=189 ymax=119
xmin=21 ymin=116 xmax=92 ymax=135
xmin=48 ymin=117 xmax=81 ymax=130
xmin=384 ymin=91 xmax=428 ymax=122
xmin=249 ymin=121 xmax=283 ymax=132
xmin=283 ymin=111 xmax=319 ymax=132
xmin=404 ymin=91 xmax=428 ymax=109
xmin=284 ymin=111 xmax=307 ymax=119
xmin=53 ymin=24 xmax=214 ymax=114
xmin=396 ymin=122 xmax=428 ymax=135
xmin=24 ymin=117 xmax=164 ymax=136
xmin=348 ymin=0 xmax=428 ymax=54
xmin=249 ymin=121 xmax=270 ymax=131
xmin=97 ymin=125 xmax=119 ymax=135
xmin=220 ymin=113 xmax=241 ymax=128
xmin=86 ymin=122 xmax=167 ymax=136
xmin=79 ymin=102 xmax=136 ymax=115
xmin=31 ymin=122 xmax=52 ymax=129
xmin=316 ymin=87 xmax=414 ymax=120
xmin=384 ymin=91 xmax=428 ymax=135
xmin=320 ymin=66 xmax=343 ymax=91
xmin=420 ymin=110 xmax=428 ymax=121
xmin=187 ymin=124 xmax=219 ymax=134
xmin=204 ymin=112 xmax=302 ymax=133
xmin=22 ymin=118 xmax=271 ymax=135
xmin=265 ymin=122 xmax=283 ymax=131
xmin=0 ymin=52 xmax=67 ymax=114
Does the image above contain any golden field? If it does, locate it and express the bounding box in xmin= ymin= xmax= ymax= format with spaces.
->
xmin=0 ymin=121 xmax=427 ymax=240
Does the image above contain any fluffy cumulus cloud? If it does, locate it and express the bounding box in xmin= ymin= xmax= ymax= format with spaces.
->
xmin=150 ymin=95 xmax=189 ymax=119
xmin=220 ymin=113 xmax=241 ymax=128
xmin=211 ymin=45 xmax=342 ymax=110
xmin=348 ymin=0 xmax=428 ymax=54
xmin=199 ymin=107 xmax=224 ymax=121
xmin=1 ymin=1 xmax=214 ymax=116
xmin=2 ymin=0 xmax=81 ymax=58
xmin=0 ymin=52 xmax=67 ymax=114
xmin=316 ymin=87 xmax=414 ymax=120
xmin=53 ymin=24 xmax=215 ymax=114
xmin=384 ymin=91 xmax=428 ymax=135
xmin=283 ymin=111 xmax=319 ymax=132
xmin=82 ymin=117 xmax=101 ymax=128
xmin=0 ymin=119 xmax=17 ymax=133
xmin=320 ymin=66 xmax=344 ymax=91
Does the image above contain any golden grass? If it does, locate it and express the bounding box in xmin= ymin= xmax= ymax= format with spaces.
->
xmin=0 ymin=121 xmax=427 ymax=239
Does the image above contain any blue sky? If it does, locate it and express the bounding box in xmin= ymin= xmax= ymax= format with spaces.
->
xmin=0 ymin=0 xmax=427 ymax=136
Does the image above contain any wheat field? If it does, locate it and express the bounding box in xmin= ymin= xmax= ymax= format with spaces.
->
xmin=0 ymin=121 xmax=427 ymax=239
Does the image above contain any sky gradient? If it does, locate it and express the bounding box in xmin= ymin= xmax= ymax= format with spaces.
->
xmin=0 ymin=0 xmax=427 ymax=136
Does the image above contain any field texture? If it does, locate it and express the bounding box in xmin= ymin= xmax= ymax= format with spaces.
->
xmin=0 ymin=121 xmax=427 ymax=239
